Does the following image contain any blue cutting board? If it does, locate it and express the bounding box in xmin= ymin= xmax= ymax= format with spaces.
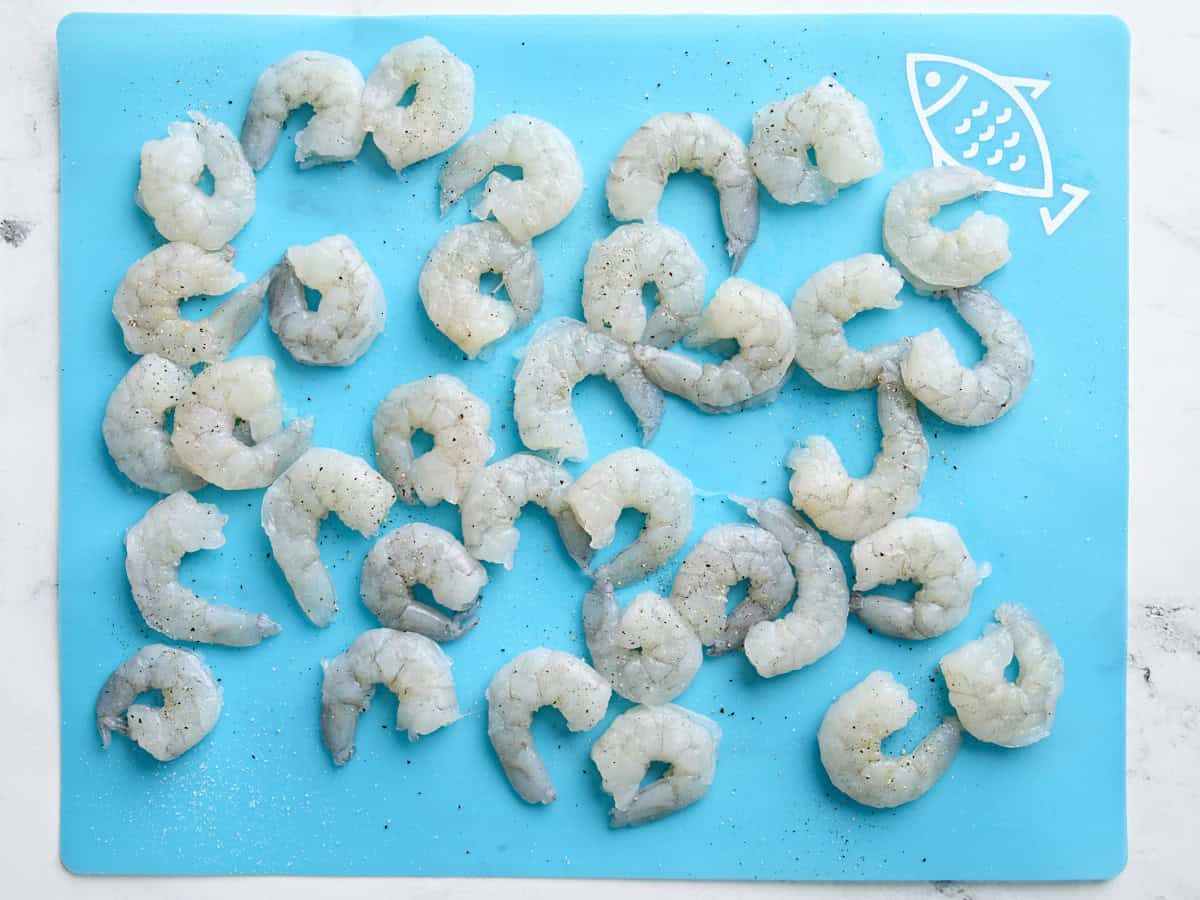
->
xmin=57 ymin=13 xmax=1128 ymax=880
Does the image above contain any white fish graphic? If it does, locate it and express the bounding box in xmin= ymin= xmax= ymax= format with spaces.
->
xmin=906 ymin=53 xmax=1089 ymax=236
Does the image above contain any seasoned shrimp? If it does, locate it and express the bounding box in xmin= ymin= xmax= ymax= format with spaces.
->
xmin=360 ymin=524 xmax=487 ymax=642
xmin=372 ymin=375 xmax=495 ymax=506
xmin=899 ymin=286 xmax=1034 ymax=426
xmin=734 ymin=497 xmax=849 ymax=679
xmin=136 ymin=112 xmax=255 ymax=250
xmin=607 ymin=112 xmax=758 ymax=271
xmin=750 ymin=77 xmax=883 ymax=205
xmin=486 ymin=648 xmax=612 ymax=804
xmin=634 ymin=278 xmax=796 ymax=414
xmin=102 ymin=354 xmax=206 ymax=494
xmin=565 ymin=448 xmax=693 ymax=587
xmin=513 ymin=318 xmax=664 ymax=463
xmin=96 ymin=644 xmax=222 ymax=762
xmin=418 ymin=222 xmax=543 ymax=359
xmin=320 ymin=628 xmax=460 ymax=765
xmin=668 ymin=524 xmax=795 ymax=654
xmin=262 ymin=449 xmax=395 ymax=628
xmin=590 ymin=703 xmax=720 ymax=828
xmin=127 ymin=492 xmax=280 ymax=646
xmin=439 ymin=114 xmax=583 ymax=242
xmin=362 ymin=37 xmax=474 ymax=172
xmin=791 ymin=254 xmax=908 ymax=391
xmin=112 ymin=242 xmax=267 ymax=367
xmin=268 ymin=234 xmax=386 ymax=366
xmin=240 ymin=51 xmax=366 ymax=170
xmin=882 ymin=167 xmax=1010 ymax=295
xmin=850 ymin=517 xmax=986 ymax=640
xmin=818 ymin=671 xmax=962 ymax=808
xmin=581 ymin=223 xmax=705 ymax=348
xmin=940 ymin=603 xmax=1064 ymax=748
xmin=172 ymin=356 xmax=313 ymax=490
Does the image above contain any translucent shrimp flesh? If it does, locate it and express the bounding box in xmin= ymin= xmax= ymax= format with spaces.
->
xmin=818 ymin=670 xmax=962 ymax=809
xmin=261 ymin=448 xmax=395 ymax=628
xmin=486 ymin=648 xmax=612 ymax=804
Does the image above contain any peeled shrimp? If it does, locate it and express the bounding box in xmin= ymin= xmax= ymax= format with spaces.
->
xmin=818 ymin=671 xmax=962 ymax=808
xmin=750 ymin=77 xmax=883 ymax=205
xmin=607 ymin=112 xmax=758 ymax=271
xmin=418 ymin=222 xmax=543 ymax=359
xmin=900 ymin=286 xmax=1034 ymax=426
xmin=96 ymin=644 xmax=222 ymax=762
xmin=172 ymin=356 xmax=313 ymax=490
xmin=940 ymin=603 xmax=1064 ymax=748
xmin=439 ymin=114 xmax=583 ymax=242
xmin=320 ymin=628 xmax=459 ymax=765
xmin=372 ymin=375 xmax=495 ymax=506
xmin=590 ymin=703 xmax=720 ymax=828
xmin=261 ymin=448 xmax=395 ymax=628
xmin=581 ymin=223 xmax=705 ymax=348
xmin=112 ymin=242 xmax=266 ymax=367
xmin=486 ymin=648 xmax=612 ymax=804
xmin=136 ymin=112 xmax=255 ymax=250
xmin=882 ymin=167 xmax=1010 ymax=295
xmin=513 ymin=318 xmax=664 ymax=463
xmin=360 ymin=524 xmax=487 ymax=642
xmin=268 ymin=234 xmax=386 ymax=366
xmin=633 ymin=278 xmax=796 ymax=414
xmin=240 ymin=51 xmax=365 ymax=170
xmin=127 ymin=492 xmax=280 ymax=646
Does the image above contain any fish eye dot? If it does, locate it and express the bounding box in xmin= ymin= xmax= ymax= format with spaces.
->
xmin=924 ymin=71 xmax=942 ymax=88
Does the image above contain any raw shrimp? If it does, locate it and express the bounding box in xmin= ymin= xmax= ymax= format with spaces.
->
xmin=818 ymin=671 xmax=962 ymax=808
xmin=850 ymin=517 xmax=986 ymax=640
xmin=372 ymin=374 xmax=495 ymax=506
xmin=749 ymin=77 xmax=883 ymax=205
xmin=668 ymin=524 xmax=795 ymax=654
xmin=112 ymin=242 xmax=267 ymax=367
xmin=96 ymin=644 xmax=222 ymax=762
xmin=899 ymin=286 xmax=1034 ymax=427
xmin=418 ymin=221 xmax=543 ymax=359
xmin=240 ymin=51 xmax=366 ymax=170
xmin=565 ymin=448 xmax=693 ymax=587
xmin=102 ymin=354 xmax=206 ymax=494
xmin=486 ymin=648 xmax=612 ymax=804
xmin=127 ymin=492 xmax=280 ymax=646
xmin=583 ymin=579 xmax=702 ymax=705
xmin=581 ymin=223 xmax=705 ymax=348
xmin=262 ymin=449 xmax=395 ymax=628
xmin=791 ymin=254 xmax=908 ymax=391
xmin=882 ymin=166 xmax=1010 ymax=295
xmin=362 ymin=37 xmax=474 ymax=172
xmin=786 ymin=362 xmax=929 ymax=541
xmin=513 ymin=318 xmax=664 ymax=463
xmin=606 ymin=112 xmax=758 ymax=271
xmin=172 ymin=356 xmax=313 ymax=490
xmin=268 ymin=234 xmax=386 ymax=366
xmin=590 ymin=703 xmax=720 ymax=828
xmin=438 ymin=114 xmax=583 ymax=242
xmin=360 ymin=524 xmax=487 ymax=642
xmin=633 ymin=278 xmax=796 ymax=414
xmin=940 ymin=603 xmax=1064 ymax=748
xmin=734 ymin=497 xmax=849 ymax=679
xmin=459 ymin=453 xmax=592 ymax=570
xmin=320 ymin=628 xmax=460 ymax=765
xmin=136 ymin=112 xmax=255 ymax=250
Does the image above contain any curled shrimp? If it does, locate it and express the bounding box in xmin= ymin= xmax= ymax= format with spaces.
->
xmin=486 ymin=648 xmax=612 ymax=804
xmin=818 ymin=671 xmax=962 ymax=808
xmin=439 ymin=114 xmax=583 ymax=242
xmin=607 ymin=112 xmax=758 ymax=271
xmin=261 ymin=448 xmax=395 ymax=628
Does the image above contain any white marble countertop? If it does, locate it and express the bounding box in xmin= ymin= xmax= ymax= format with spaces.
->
xmin=3 ymin=0 xmax=1196 ymax=897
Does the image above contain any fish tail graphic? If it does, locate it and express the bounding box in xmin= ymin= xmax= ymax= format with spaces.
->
xmin=1039 ymin=184 xmax=1090 ymax=236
